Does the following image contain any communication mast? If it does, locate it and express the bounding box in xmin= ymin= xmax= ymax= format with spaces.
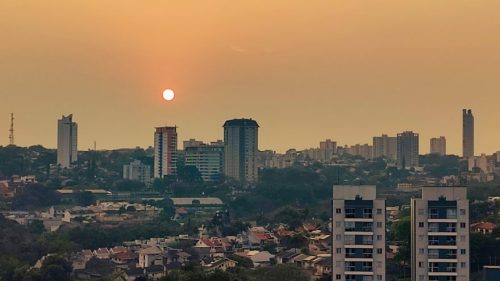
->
xmin=9 ymin=113 xmax=14 ymax=145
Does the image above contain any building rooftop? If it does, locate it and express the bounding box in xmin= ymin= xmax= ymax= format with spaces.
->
xmin=223 ymin=118 xmax=259 ymax=128
xmin=171 ymin=197 xmax=223 ymax=206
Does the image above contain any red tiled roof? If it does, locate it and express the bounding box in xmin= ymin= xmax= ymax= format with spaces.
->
xmin=471 ymin=222 xmax=497 ymax=231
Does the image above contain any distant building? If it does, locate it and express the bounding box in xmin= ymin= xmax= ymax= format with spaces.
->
xmin=373 ymin=134 xmax=397 ymax=160
xmin=467 ymin=154 xmax=494 ymax=173
xmin=331 ymin=185 xmax=386 ymax=281
xmin=463 ymin=109 xmax=474 ymax=158
xmin=154 ymin=126 xmax=178 ymax=178
xmin=347 ymin=144 xmax=373 ymax=159
xmin=223 ymin=119 xmax=259 ymax=183
xmin=183 ymin=139 xmax=204 ymax=149
xmin=123 ymin=160 xmax=151 ymax=185
xmin=411 ymin=186 xmax=469 ymax=281
xmin=430 ymin=136 xmax=446 ymax=156
xmin=57 ymin=115 xmax=78 ymax=168
xmin=319 ymin=139 xmax=337 ymax=161
xmin=184 ymin=140 xmax=224 ymax=182
xmin=397 ymin=131 xmax=419 ymax=168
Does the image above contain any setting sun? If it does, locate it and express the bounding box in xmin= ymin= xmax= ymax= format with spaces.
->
xmin=162 ymin=89 xmax=175 ymax=101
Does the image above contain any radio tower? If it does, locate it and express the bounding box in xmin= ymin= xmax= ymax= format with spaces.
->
xmin=9 ymin=113 xmax=14 ymax=145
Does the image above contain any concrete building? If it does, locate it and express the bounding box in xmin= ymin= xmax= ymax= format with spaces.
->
xmin=331 ymin=185 xmax=386 ymax=281
xmin=411 ymin=186 xmax=469 ymax=281
xmin=123 ymin=160 xmax=151 ymax=185
xmin=320 ymin=139 xmax=337 ymax=161
xmin=467 ymin=154 xmax=491 ymax=173
xmin=154 ymin=126 xmax=178 ymax=178
xmin=462 ymin=109 xmax=474 ymax=158
xmin=223 ymin=119 xmax=259 ymax=183
xmin=373 ymin=134 xmax=397 ymax=161
xmin=184 ymin=140 xmax=224 ymax=182
xmin=397 ymin=131 xmax=419 ymax=168
xmin=348 ymin=144 xmax=373 ymax=160
xmin=430 ymin=137 xmax=447 ymax=156
xmin=57 ymin=114 xmax=78 ymax=168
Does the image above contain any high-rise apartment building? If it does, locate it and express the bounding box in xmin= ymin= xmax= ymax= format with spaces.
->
xmin=348 ymin=144 xmax=373 ymax=160
xmin=154 ymin=126 xmax=178 ymax=178
xmin=397 ymin=131 xmax=419 ymax=168
xmin=331 ymin=185 xmax=386 ymax=281
xmin=430 ymin=137 xmax=447 ymax=156
xmin=184 ymin=140 xmax=224 ymax=182
xmin=462 ymin=109 xmax=474 ymax=158
xmin=223 ymin=118 xmax=259 ymax=183
xmin=320 ymin=139 xmax=337 ymax=161
xmin=57 ymin=114 xmax=78 ymax=168
xmin=373 ymin=134 xmax=397 ymax=160
xmin=411 ymin=186 xmax=469 ymax=281
xmin=123 ymin=160 xmax=152 ymax=185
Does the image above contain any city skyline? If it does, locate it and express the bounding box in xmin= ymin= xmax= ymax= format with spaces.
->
xmin=2 ymin=1 xmax=500 ymax=154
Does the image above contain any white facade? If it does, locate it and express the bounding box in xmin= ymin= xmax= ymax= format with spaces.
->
xmin=154 ymin=126 xmax=178 ymax=178
xmin=411 ymin=186 xmax=469 ymax=281
xmin=331 ymin=185 xmax=386 ymax=281
xmin=57 ymin=115 xmax=78 ymax=168
xmin=184 ymin=140 xmax=224 ymax=182
xmin=123 ymin=160 xmax=152 ymax=185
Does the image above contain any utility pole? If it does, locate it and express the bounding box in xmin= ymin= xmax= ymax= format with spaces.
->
xmin=8 ymin=113 xmax=14 ymax=145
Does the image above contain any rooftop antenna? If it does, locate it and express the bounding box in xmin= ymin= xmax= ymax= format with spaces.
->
xmin=8 ymin=113 xmax=14 ymax=145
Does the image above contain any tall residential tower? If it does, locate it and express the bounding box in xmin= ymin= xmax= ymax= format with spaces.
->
xmin=397 ymin=131 xmax=419 ymax=168
xmin=57 ymin=115 xmax=78 ymax=168
xmin=154 ymin=126 xmax=178 ymax=178
xmin=430 ymin=137 xmax=447 ymax=156
xmin=331 ymin=185 xmax=386 ymax=281
xmin=223 ymin=118 xmax=259 ymax=183
xmin=411 ymin=186 xmax=469 ymax=281
xmin=462 ymin=109 xmax=474 ymax=158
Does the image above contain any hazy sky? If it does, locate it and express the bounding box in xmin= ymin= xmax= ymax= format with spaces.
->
xmin=1 ymin=1 xmax=499 ymax=154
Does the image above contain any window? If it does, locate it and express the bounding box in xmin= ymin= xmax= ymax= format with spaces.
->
xmin=418 ymin=262 xmax=424 ymax=268
xmin=345 ymin=208 xmax=356 ymax=218
xmin=376 ymin=222 xmax=383 ymax=228
xmin=419 ymin=222 xmax=424 ymax=228
xmin=377 ymin=261 xmax=382 ymax=268
xmin=419 ymin=248 xmax=425 ymax=255
xmin=336 ymin=221 xmax=342 ymax=228
xmin=429 ymin=208 xmax=438 ymax=218
xmin=446 ymin=208 xmax=457 ymax=219
xmin=460 ymin=222 xmax=466 ymax=228
xmin=336 ymin=234 xmax=342 ymax=241
xmin=336 ymin=208 xmax=342 ymax=214
xmin=376 ymin=235 xmax=382 ymax=241
xmin=376 ymin=248 xmax=383 ymax=254
xmin=376 ymin=275 xmax=382 ymax=281
xmin=460 ymin=209 xmax=466 ymax=216
xmin=336 ymin=274 xmax=341 ymax=280
xmin=376 ymin=208 xmax=382 ymax=215
xmin=336 ymin=248 xmax=342 ymax=254
xmin=460 ymin=249 xmax=466 ymax=255
xmin=363 ymin=208 xmax=373 ymax=218
xmin=460 ymin=262 xmax=466 ymax=268
xmin=419 ymin=275 xmax=425 ymax=281
xmin=460 ymin=235 xmax=466 ymax=241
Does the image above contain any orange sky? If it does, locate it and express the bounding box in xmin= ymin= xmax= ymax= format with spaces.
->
xmin=1 ymin=1 xmax=499 ymax=154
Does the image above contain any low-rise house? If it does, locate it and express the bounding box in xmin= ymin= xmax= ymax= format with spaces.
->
xmin=138 ymin=246 xmax=163 ymax=268
xmin=94 ymin=248 xmax=111 ymax=259
xmin=471 ymin=222 xmax=498 ymax=235
xmin=308 ymin=234 xmax=330 ymax=255
xmin=312 ymin=256 xmax=332 ymax=277
xmin=239 ymin=250 xmax=275 ymax=267
xmin=276 ymin=248 xmax=301 ymax=264
xmin=202 ymin=257 xmax=238 ymax=272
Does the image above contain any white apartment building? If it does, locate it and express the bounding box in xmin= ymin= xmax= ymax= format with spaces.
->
xmin=411 ymin=186 xmax=469 ymax=281
xmin=332 ymin=185 xmax=386 ymax=281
